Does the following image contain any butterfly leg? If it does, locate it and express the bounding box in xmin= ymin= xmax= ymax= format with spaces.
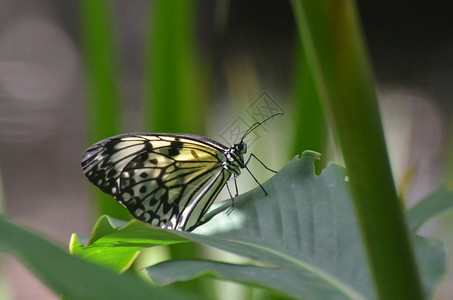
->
xmin=244 ymin=153 xmax=278 ymax=196
xmin=244 ymin=165 xmax=268 ymax=196
xmin=245 ymin=153 xmax=278 ymax=173
xmin=225 ymin=175 xmax=240 ymax=215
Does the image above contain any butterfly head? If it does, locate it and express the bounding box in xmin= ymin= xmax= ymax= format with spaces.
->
xmin=234 ymin=141 xmax=247 ymax=155
xmin=226 ymin=141 xmax=247 ymax=169
xmin=228 ymin=113 xmax=283 ymax=169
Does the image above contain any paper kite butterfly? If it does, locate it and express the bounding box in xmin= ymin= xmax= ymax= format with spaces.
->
xmin=81 ymin=113 xmax=282 ymax=231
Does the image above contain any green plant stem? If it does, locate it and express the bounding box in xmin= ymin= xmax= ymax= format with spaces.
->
xmin=291 ymin=1 xmax=424 ymax=299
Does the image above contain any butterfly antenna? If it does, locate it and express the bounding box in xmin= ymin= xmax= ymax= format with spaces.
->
xmin=240 ymin=112 xmax=284 ymax=142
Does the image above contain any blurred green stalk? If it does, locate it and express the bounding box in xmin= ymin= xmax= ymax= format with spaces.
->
xmin=291 ymin=43 xmax=327 ymax=162
xmin=79 ymin=1 xmax=130 ymax=220
xmin=144 ymin=1 xmax=211 ymax=298
xmin=145 ymin=0 xmax=205 ymax=133
xmin=291 ymin=1 xmax=424 ymax=299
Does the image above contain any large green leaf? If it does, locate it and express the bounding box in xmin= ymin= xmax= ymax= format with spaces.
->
xmin=0 ymin=216 xmax=192 ymax=300
xmin=72 ymin=152 xmax=448 ymax=299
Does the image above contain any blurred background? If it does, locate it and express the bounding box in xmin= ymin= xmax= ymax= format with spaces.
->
xmin=0 ymin=1 xmax=451 ymax=299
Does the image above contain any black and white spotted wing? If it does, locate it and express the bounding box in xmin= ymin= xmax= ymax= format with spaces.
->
xmin=81 ymin=133 xmax=245 ymax=231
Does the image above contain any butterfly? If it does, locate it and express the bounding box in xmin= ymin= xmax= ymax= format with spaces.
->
xmin=81 ymin=113 xmax=282 ymax=231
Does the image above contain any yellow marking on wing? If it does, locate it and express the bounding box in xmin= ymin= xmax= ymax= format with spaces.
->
xmin=171 ymin=148 xmax=219 ymax=162
xmin=151 ymin=153 xmax=174 ymax=167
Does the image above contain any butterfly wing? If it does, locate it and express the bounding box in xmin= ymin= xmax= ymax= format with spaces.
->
xmin=81 ymin=134 xmax=151 ymax=196
xmin=82 ymin=133 xmax=233 ymax=231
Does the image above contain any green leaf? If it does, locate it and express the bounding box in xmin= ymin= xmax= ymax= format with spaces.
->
xmin=412 ymin=236 xmax=446 ymax=299
xmin=407 ymin=186 xmax=453 ymax=231
xmin=0 ymin=216 xmax=191 ymax=300
xmin=73 ymin=152 xmax=447 ymax=299
xmin=70 ymin=215 xmax=187 ymax=272
xmin=147 ymin=259 xmax=342 ymax=299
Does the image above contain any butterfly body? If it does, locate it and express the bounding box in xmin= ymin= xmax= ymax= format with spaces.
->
xmin=82 ymin=133 xmax=246 ymax=231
